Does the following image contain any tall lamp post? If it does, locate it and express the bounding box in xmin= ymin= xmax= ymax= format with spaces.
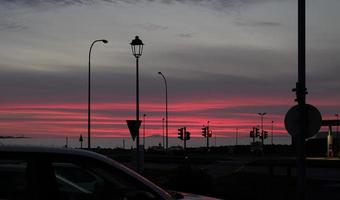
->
xmin=88 ymin=39 xmax=108 ymax=149
xmin=162 ymin=117 xmax=165 ymax=148
xmin=143 ymin=114 xmax=146 ymax=147
xmin=258 ymin=112 xmax=266 ymax=145
xmin=130 ymin=36 xmax=144 ymax=172
xmin=158 ymin=72 xmax=168 ymax=149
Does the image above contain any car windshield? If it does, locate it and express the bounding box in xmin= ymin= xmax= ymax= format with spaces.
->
xmin=52 ymin=160 xmax=160 ymax=200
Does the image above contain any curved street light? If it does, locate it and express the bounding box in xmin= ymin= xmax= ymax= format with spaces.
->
xmin=130 ymin=36 xmax=144 ymax=172
xmin=158 ymin=71 xmax=168 ymax=149
xmin=88 ymin=39 xmax=108 ymax=149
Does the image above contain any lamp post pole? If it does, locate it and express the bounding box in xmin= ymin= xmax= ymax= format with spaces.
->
xmin=143 ymin=114 xmax=146 ymax=147
xmin=162 ymin=117 xmax=165 ymax=148
xmin=88 ymin=39 xmax=108 ymax=149
xmin=158 ymin=72 xmax=168 ymax=149
xmin=130 ymin=36 xmax=144 ymax=173
xmin=136 ymin=56 xmax=140 ymax=171
xmin=258 ymin=113 xmax=266 ymax=145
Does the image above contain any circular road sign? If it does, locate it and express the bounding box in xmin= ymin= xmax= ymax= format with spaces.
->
xmin=284 ymin=104 xmax=322 ymax=139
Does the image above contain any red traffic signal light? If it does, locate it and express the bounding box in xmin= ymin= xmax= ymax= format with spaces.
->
xmin=201 ymin=126 xmax=207 ymax=137
xmin=264 ymin=131 xmax=268 ymax=139
xmin=208 ymin=130 xmax=212 ymax=138
xmin=178 ymin=128 xmax=184 ymax=140
xmin=255 ymin=127 xmax=260 ymax=137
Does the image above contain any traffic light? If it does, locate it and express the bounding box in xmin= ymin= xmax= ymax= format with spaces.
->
xmin=255 ymin=127 xmax=260 ymax=137
xmin=250 ymin=130 xmax=254 ymax=138
xmin=201 ymin=126 xmax=207 ymax=137
xmin=264 ymin=131 xmax=268 ymax=139
xmin=208 ymin=130 xmax=212 ymax=138
xmin=185 ymin=131 xmax=190 ymax=140
xmin=178 ymin=128 xmax=184 ymax=140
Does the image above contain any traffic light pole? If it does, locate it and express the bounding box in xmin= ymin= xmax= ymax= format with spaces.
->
xmin=207 ymin=126 xmax=210 ymax=150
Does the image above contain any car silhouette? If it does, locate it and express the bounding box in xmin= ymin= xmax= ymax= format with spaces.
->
xmin=0 ymin=146 xmax=220 ymax=200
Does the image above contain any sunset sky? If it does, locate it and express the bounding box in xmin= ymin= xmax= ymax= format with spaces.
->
xmin=0 ymin=0 xmax=339 ymax=140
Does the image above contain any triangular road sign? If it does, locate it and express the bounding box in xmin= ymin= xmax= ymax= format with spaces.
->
xmin=126 ymin=120 xmax=142 ymax=141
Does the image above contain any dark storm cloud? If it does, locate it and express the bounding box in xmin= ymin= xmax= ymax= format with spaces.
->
xmin=0 ymin=62 xmax=293 ymax=105
xmin=147 ymin=45 xmax=297 ymax=78
xmin=0 ymin=42 xmax=338 ymax=107
xmin=165 ymin=72 xmax=295 ymax=102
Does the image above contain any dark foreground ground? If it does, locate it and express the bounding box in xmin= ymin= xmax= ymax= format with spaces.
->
xmin=92 ymin=145 xmax=340 ymax=200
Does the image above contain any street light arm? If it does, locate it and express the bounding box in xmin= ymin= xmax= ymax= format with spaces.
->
xmin=89 ymin=39 xmax=108 ymax=70
xmin=158 ymin=72 xmax=167 ymax=87
xmin=258 ymin=112 xmax=267 ymax=116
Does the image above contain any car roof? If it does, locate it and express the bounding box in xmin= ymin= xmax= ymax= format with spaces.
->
xmin=0 ymin=145 xmax=174 ymax=200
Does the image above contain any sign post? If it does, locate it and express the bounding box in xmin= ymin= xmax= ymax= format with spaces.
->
xmin=126 ymin=120 xmax=142 ymax=172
